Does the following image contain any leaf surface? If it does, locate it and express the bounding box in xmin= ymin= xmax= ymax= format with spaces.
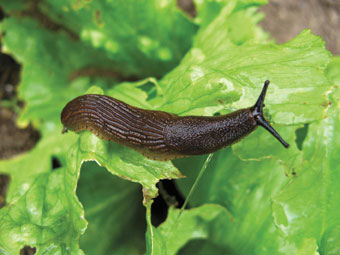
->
xmin=0 ymin=130 xmax=85 ymax=255
xmin=272 ymin=58 xmax=340 ymax=254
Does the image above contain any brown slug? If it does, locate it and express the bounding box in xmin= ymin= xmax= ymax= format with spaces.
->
xmin=61 ymin=80 xmax=289 ymax=160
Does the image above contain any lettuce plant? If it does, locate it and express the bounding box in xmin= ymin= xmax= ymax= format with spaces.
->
xmin=0 ymin=0 xmax=339 ymax=254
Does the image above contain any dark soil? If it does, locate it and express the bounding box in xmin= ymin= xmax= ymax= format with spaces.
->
xmin=0 ymin=53 xmax=40 ymax=160
xmin=260 ymin=0 xmax=340 ymax=54
xmin=0 ymin=174 xmax=9 ymax=208
xmin=0 ymin=107 xmax=40 ymax=159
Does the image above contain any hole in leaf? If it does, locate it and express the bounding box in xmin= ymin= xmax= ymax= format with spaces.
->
xmin=295 ymin=124 xmax=309 ymax=150
xmin=151 ymin=190 xmax=168 ymax=227
xmin=292 ymin=169 xmax=297 ymax=176
xmin=0 ymin=7 xmax=5 ymax=22
xmin=177 ymin=0 xmax=197 ymax=17
xmin=0 ymin=174 xmax=10 ymax=208
xmin=0 ymin=52 xmax=40 ymax=159
xmin=0 ymin=53 xmax=21 ymax=100
xmin=138 ymin=81 xmax=157 ymax=101
xmin=20 ymin=245 xmax=36 ymax=255
xmin=151 ymin=180 xmax=186 ymax=226
xmin=179 ymin=239 xmax=230 ymax=254
xmin=51 ymin=156 xmax=62 ymax=170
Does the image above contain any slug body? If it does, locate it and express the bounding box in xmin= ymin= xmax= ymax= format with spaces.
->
xmin=61 ymin=81 xmax=289 ymax=160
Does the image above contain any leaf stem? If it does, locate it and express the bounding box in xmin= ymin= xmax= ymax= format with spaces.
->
xmin=170 ymin=153 xmax=214 ymax=234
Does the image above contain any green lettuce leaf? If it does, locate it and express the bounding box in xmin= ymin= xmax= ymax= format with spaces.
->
xmin=272 ymin=58 xmax=340 ymax=254
xmin=0 ymin=0 xmax=197 ymax=125
xmin=0 ymin=16 xmax=114 ymax=125
xmin=0 ymin=0 xmax=337 ymax=254
xmin=145 ymin=203 xmax=230 ymax=255
xmin=326 ymin=56 xmax=340 ymax=85
xmin=173 ymin=58 xmax=340 ymax=254
xmin=77 ymin=162 xmax=146 ymax=255
xmin=0 ymin=130 xmax=85 ymax=254
xmin=43 ymin=0 xmax=198 ymax=77
xmin=174 ymin=149 xmax=291 ymax=254
xmin=70 ymin=130 xmax=182 ymax=201
xmin=159 ymin=29 xmax=330 ymax=124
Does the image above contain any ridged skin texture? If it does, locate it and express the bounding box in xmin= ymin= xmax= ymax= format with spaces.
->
xmin=165 ymin=109 xmax=256 ymax=156
xmin=61 ymin=94 xmax=257 ymax=160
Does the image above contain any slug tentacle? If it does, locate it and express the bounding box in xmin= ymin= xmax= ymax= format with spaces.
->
xmin=61 ymin=80 xmax=289 ymax=161
xmin=251 ymin=80 xmax=290 ymax=148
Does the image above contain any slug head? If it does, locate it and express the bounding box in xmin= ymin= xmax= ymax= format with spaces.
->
xmin=251 ymin=80 xmax=290 ymax=148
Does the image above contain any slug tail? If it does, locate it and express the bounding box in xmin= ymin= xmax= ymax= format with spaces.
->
xmin=252 ymin=80 xmax=290 ymax=148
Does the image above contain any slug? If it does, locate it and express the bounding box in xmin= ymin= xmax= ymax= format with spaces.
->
xmin=61 ymin=80 xmax=289 ymax=160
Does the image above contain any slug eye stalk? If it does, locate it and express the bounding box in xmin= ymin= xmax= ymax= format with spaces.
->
xmin=251 ymin=80 xmax=290 ymax=148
